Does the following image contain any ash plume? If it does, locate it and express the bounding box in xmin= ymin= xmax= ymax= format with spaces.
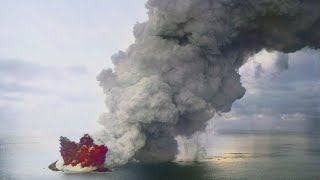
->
xmin=94 ymin=0 xmax=320 ymax=166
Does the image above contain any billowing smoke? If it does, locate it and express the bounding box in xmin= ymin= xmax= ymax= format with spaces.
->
xmin=94 ymin=0 xmax=320 ymax=166
xmin=240 ymin=49 xmax=289 ymax=87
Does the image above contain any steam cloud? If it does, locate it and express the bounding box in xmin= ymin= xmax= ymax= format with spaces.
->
xmin=94 ymin=0 xmax=320 ymax=166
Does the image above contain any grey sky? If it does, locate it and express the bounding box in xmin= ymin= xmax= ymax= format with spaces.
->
xmin=0 ymin=0 xmax=319 ymax=136
xmin=0 ymin=0 xmax=147 ymax=70
xmin=216 ymin=49 xmax=320 ymax=132
xmin=0 ymin=0 xmax=148 ymax=136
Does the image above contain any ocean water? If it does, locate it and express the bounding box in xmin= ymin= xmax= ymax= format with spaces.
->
xmin=0 ymin=132 xmax=320 ymax=180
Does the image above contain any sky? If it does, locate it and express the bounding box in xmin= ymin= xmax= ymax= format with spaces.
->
xmin=216 ymin=49 xmax=320 ymax=132
xmin=0 ymin=0 xmax=148 ymax=136
xmin=0 ymin=0 xmax=319 ymax=137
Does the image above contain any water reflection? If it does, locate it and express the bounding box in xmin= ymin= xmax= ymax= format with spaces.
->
xmin=60 ymin=162 xmax=211 ymax=180
xmin=1 ymin=133 xmax=320 ymax=180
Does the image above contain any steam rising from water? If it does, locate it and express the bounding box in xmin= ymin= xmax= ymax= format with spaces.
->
xmin=94 ymin=0 xmax=320 ymax=166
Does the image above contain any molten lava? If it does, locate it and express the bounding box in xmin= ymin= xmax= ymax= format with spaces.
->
xmin=59 ymin=134 xmax=108 ymax=168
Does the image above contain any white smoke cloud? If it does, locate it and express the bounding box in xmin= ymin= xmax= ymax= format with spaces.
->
xmin=239 ymin=49 xmax=289 ymax=91
xmin=95 ymin=0 xmax=320 ymax=166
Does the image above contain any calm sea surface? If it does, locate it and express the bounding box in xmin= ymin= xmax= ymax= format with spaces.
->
xmin=1 ymin=132 xmax=320 ymax=180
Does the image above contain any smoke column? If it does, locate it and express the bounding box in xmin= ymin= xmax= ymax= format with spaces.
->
xmin=94 ymin=0 xmax=320 ymax=166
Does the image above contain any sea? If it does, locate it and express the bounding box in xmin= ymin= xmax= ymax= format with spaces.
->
xmin=0 ymin=131 xmax=320 ymax=180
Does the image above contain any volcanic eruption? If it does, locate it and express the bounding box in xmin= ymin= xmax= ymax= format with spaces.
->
xmin=49 ymin=134 xmax=109 ymax=172
xmin=92 ymin=0 xmax=320 ymax=166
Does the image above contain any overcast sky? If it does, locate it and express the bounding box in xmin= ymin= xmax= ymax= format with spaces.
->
xmin=0 ymin=0 xmax=148 ymax=136
xmin=216 ymin=49 xmax=320 ymax=132
xmin=0 ymin=0 xmax=319 ymax=137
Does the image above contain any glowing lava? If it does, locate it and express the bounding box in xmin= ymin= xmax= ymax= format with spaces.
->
xmin=49 ymin=134 xmax=109 ymax=172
